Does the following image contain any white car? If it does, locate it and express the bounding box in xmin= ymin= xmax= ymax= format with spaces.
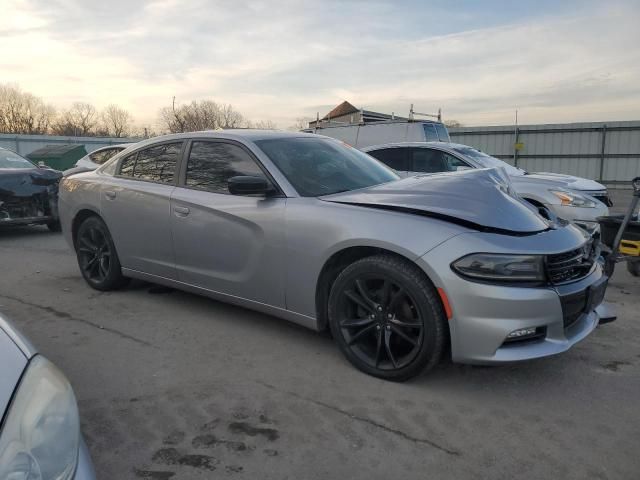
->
xmin=64 ymin=144 xmax=131 ymax=176
xmin=364 ymin=142 xmax=610 ymax=232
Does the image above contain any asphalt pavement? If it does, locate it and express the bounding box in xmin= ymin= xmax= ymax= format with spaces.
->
xmin=0 ymin=192 xmax=638 ymax=479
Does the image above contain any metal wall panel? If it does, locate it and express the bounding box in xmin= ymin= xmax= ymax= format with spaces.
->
xmin=0 ymin=133 xmax=137 ymax=157
xmin=450 ymin=120 xmax=640 ymax=185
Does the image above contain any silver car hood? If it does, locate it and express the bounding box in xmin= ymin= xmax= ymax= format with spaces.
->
xmin=516 ymin=172 xmax=606 ymax=191
xmin=0 ymin=314 xmax=33 ymax=419
xmin=322 ymin=168 xmax=551 ymax=234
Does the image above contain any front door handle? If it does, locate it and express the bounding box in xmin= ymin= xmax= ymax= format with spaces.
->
xmin=104 ymin=190 xmax=116 ymax=199
xmin=174 ymin=206 xmax=190 ymax=216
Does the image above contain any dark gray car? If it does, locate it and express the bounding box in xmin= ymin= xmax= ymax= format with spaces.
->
xmin=0 ymin=313 xmax=95 ymax=479
xmin=58 ymin=131 xmax=611 ymax=380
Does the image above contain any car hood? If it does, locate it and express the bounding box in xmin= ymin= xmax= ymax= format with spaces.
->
xmin=519 ymin=172 xmax=606 ymax=192
xmin=0 ymin=314 xmax=33 ymax=419
xmin=0 ymin=168 xmax=62 ymax=197
xmin=322 ymin=168 xmax=551 ymax=234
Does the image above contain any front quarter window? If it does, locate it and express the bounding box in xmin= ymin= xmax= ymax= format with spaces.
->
xmin=255 ymin=137 xmax=399 ymax=197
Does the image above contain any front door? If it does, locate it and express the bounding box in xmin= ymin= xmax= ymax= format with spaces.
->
xmin=170 ymin=140 xmax=286 ymax=308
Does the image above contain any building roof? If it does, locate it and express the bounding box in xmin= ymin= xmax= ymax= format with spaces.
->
xmin=323 ymin=101 xmax=359 ymax=120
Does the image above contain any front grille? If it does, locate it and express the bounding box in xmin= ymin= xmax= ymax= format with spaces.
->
xmin=546 ymin=241 xmax=596 ymax=284
xmin=592 ymin=194 xmax=613 ymax=207
xmin=0 ymin=195 xmax=47 ymax=220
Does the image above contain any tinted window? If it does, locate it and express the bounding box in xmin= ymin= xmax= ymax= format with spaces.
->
xmin=255 ymin=137 xmax=398 ymax=197
xmin=422 ymin=124 xmax=439 ymax=141
xmin=133 ymin=143 xmax=181 ymax=183
xmin=411 ymin=148 xmax=471 ymax=173
xmin=186 ymin=141 xmax=266 ymax=194
xmin=368 ymin=148 xmax=409 ymax=171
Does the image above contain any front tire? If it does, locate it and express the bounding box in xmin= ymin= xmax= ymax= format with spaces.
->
xmin=75 ymin=216 xmax=128 ymax=291
xmin=628 ymin=260 xmax=640 ymax=277
xmin=328 ymin=254 xmax=448 ymax=381
xmin=46 ymin=220 xmax=61 ymax=232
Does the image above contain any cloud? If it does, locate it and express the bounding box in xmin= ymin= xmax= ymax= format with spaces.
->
xmin=1 ymin=0 xmax=639 ymax=128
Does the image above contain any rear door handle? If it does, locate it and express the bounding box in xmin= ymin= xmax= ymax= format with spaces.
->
xmin=174 ymin=206 xmax=190 ymax=216
xmin=104 ymin=190 xmax=116 ymax=199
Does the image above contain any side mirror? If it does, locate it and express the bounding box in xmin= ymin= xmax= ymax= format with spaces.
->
xmin=38 ymin=161 xmax=46 ymax=168
xmin=228 ymin=175 xmax=274 ymax=196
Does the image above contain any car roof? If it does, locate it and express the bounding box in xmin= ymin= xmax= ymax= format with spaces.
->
xmin=361 ymin=142 xmax=472 ymax=152
xmin=124 ymin=129 xmax=313 ymax=151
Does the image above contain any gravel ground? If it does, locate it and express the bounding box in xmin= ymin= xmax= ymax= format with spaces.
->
xmin=0 ymin=191 xmax=638 ymax=479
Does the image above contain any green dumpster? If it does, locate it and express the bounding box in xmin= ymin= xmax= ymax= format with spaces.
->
xmin=26 ymin=144 xmax=88 ymax=171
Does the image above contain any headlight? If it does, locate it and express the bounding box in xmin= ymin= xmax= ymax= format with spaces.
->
xmin=549 ymin=189 xmax=597 ymax=208
xmin=452 ymin=253 xmax=546 ymax=282
xmin=0 ymin=356 xmax=80 ymax=480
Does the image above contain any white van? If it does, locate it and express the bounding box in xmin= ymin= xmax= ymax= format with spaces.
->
xmin=303 ymin=120 xmax=450 ymax=148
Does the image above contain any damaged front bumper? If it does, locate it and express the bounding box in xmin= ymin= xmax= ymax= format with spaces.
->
xmin=0 ymin=169 xmax=61 ymax=227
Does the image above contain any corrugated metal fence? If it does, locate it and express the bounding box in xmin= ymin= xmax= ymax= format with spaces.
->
xmin=0 ymin=133 xmax=138 ymax=157
xmin=449 ymin=120 xmax=640 ymax=188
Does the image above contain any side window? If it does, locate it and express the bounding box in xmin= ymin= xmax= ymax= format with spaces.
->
xmin=132 ymin=142 xmax=182 ymax=184
xmin=367 ymin=148 xmax=408 ymax=171
xmin=411 ymin=148 xmax=448 ymax=173
xmin=442 ymin=153 xmax=471 ymax=171
xmin=119 ymin=152 xmax=137 ymax=177
xmin=435 ymin=124 xmax=451 ymax=142
xmin=185 ymin=141 xmax=266 ymax=194
xmin=411 ymin=149 xmax=471 ymax=173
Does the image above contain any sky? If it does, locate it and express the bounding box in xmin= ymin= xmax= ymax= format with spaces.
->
xmin=2 ymin=0 xmax=640 ymax=129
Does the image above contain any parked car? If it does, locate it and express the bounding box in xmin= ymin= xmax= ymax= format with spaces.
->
xmin=63 ymin=144 xmax=131 ymax=177
xmin=0 ymin=313 xmax=96 ymax=479
xmin=0 ymin=147 xmax=62 ymax=231
xmin=364 ymin=142 xmax=610 ymax=233
xmin=59 ymin=131 xmax=612 ymax=380
xmin=302 ymin=119 xmax=451 ymax=148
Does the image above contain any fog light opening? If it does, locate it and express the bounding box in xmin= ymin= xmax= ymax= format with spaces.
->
xmin=503 ymin=326 xmax=547 ymax=345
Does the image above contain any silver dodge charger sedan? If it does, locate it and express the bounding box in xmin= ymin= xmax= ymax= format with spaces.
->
xmin=0 ymin=313 xmax=95 ymax=479
xmin=59 ymin=131 xmax=611 ymax=380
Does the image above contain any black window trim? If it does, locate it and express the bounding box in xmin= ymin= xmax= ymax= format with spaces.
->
xmin=114 ymin=140 xmax=187 ymax=186
xmin=177 ymin=138 xmax=285 ymax=197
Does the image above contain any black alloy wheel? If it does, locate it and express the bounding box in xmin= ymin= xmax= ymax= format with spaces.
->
xmin=75 ymin=216 xmax=128 ymax=290
xmin=328 ymin=254 xmax=447 ymax=381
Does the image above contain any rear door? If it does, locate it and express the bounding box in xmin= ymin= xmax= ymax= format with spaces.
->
xmin=367 ymin=148 xmax=409 ymax=177
xmin=170 ymin=139 xmax=286 ymax=307
xmin=99 ymin=141 xmax=183 ymax=279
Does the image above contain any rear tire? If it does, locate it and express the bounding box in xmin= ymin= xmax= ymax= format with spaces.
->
xmin=75 ymin=216 xmax=128 ymax=291
xmin=328 ymin=254 xmax=448 ymax=381
xmin=627 ymin=261 xmax=640 ymax=277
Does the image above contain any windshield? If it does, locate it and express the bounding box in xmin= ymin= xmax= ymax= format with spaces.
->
xmin=453 ymin=146 xmax=524 ymax=176
xmin=0 ymin=149 xmax=36 ymax=169
xmin=255 ymin=137 xmax=399 ymax=197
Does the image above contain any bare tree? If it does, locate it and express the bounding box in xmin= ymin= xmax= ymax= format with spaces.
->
xmin=287 ymin=117 xmax=313 ymax=131
xmin=159 ymin=98 xmax=247 ymax=133
xmin=0 ymin=84 xmax=56 ymax=134
xmin=53 ymin=102 xmax=98 ymax=136
xmin=100 ymin=104 xmax=133 ymax=137
xmin=245 ymin=119 xmax=278 ymax=130
xmin=444 ymin=119 xmax=463 ymax=128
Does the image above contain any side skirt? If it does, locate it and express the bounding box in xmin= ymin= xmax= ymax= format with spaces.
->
xmin=121 ymin=268 xmax=319 ymax=331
